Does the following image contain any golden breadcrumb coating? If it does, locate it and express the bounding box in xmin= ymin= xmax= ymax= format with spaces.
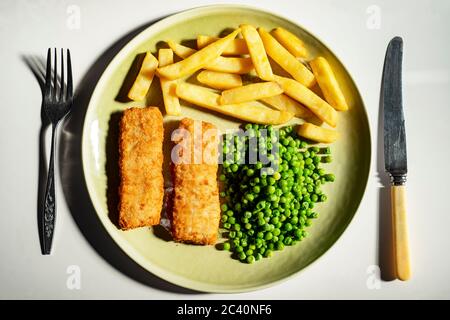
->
xmin=118 ymin=107 xmax=164 ymax=230
xmin=171 ymin=118 xmax=220 ymax=245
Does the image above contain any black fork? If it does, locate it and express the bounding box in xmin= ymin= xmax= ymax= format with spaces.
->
xmin=41 ymin=48 xmax=73 ymax=254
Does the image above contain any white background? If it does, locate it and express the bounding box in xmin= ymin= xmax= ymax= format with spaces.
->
xmin=0 ymin=0 xmax=449 ymax=299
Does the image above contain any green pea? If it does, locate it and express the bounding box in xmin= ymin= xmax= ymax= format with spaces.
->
xmin=267 ymin=186 xmax=276 ymax=194
xmin=246 ymin=193 xmax=254 ymax=201
xmin=238 ymin=252 xmax=247 ymax=261
xmin=265 ymin=232 xmax=273 ymax=241
xmin=284 ymin=223 xmax=293 ymax=231
xmin=276 ymin=241 xmax=285 ymax=251
xmin=323 ymin=155 xmax=332 ymax=163
xmin=264 ymin=249 xmax=273 ymax=258
xmin=246 ymin=255 xmax=255 ymax=264
xmin=268 ymin=177 xmax=276 ymax=185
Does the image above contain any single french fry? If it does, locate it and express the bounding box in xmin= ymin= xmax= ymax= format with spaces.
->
xmin=261 ymin=94 xmax=313 ymax=119
xmin=168 ymin=42 xmax=253 ymax=74
xmin=176 ymin=83 xmax=293 ymax=124
xmin=205 ymin=57 xmax=253 ymax=74
xmin=167 ymin=41 xmax=197 ymax=57
xmin=220 ymin=81 xmax=283 ymax=105
xmin=259 ymin=28 xmax=315 ymax=87
xmin=197 ymin=35 xmax=249 ymax=55
xmin=197 ymin=70 xmax=242 ymax=90
xmin=157 ymin=29 xmax=240 ymax=80
xmin=240 ymin=24 xmax=273 ymax=81
xmin=309 ymin=57 xmax=348 ymax=111
xmin=127 ymin=52 xmax=158 ymax=101
xmin=274 ymin=75 xmax=337 ymax=127
xmin=158 ymin=49 xmax=181 ymax=115
xmin=297 ymin=122 xmax=338 ymax=143
xmin=271 ymin=27 xmax=308 ymax=58
xmin=176 ymin=82 xmax=220 ymax=107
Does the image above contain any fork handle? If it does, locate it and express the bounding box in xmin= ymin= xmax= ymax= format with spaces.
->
xmin=42 ymin=124 xmax=57 ymax=255
xmin=391 ymin=185 xmax=411 ymax=280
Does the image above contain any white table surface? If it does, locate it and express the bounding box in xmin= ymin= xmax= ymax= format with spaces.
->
xmin=1 ymin=0 xmax=449 ymax=299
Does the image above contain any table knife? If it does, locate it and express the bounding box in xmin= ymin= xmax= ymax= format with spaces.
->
xmin=382 ymin=36 xmax=411 ymax=280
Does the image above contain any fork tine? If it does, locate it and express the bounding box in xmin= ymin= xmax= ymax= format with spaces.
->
xmin=44 ymin=48 xmax=52 ymax=97
xmin=59 ymin=48 xmax=65 ymax=101
xmin=53 ymin=48 xmax=57 ymax=100
xmin=66 ymin=49 xmax=73 ymax=99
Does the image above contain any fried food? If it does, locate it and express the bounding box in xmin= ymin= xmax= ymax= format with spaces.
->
xmin=261 ymin=93 xmax=313 ymax=119
xmin=220 ymin=81 xmax=283 ymax=105
xmin=156 ymin=28 xmax=240 ymax=80
xmin=271 ymin=27 xmax=308 ymax=58
xmin=197 ymin=70 xmax=243 ymax=90
xmin=197 ymin=35 xmax=249 ymax=55
xmin=118 ymin=107 xmax=164 ymax=229
xmin=274 ymin=75 xmax=338 ymax=127
xmin=240 ymin=24 xmax=274 ymax=80
xmin=158 ymin=49 xmax=182 ymax=115
xmin=171 ymin=118 xmax=220 ymax=245
xmin=309 ymin=57 xmax=349 ymax=111
xmin=176 ymin=83 xmax=293 ymax=124
xmin=258 ymin=28 xmax=315 ymax=87
xmin=127 ymin=52 xmax=158 ymax=101
xmin=168 ymin=42 xmax=253 ymax=74
xmin=297 ymin=122 xmax=338 ymax=143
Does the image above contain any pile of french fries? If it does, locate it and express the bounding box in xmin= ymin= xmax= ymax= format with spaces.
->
xmin=125 ymin=25 xmax=349 ymax=144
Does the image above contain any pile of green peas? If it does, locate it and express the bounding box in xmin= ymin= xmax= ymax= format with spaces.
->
xmin=219 ymin=123 xmax=335 ymax=263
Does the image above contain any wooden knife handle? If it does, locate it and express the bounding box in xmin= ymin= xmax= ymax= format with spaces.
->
xmin=391 ymin=185 xmax=411 ymax=280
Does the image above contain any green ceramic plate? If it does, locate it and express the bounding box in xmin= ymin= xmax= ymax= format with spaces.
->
xmin=82 ymin=4 xmax=371 ymax=292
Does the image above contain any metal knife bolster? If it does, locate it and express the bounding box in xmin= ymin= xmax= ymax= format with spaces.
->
xmin=389 ymin=172 xmax=407 ymax=186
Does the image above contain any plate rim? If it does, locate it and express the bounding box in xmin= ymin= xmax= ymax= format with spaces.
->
xmin=81 ymin=3 xmax=372 ymax=293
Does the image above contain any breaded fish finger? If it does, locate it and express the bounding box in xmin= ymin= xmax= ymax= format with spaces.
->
xmin=171 ymin=118 xmax=220 ymax=245
xmin=118 ymin=107 xmax=164 ymax=230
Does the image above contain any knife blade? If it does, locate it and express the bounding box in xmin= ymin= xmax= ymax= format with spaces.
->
xmin=383 ymin=36 xmax=407 ymax=184
xmin=382 ymin=36 xmax=411 ymax=281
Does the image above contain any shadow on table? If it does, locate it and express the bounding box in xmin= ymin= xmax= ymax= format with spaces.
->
xmin=57 ymin=18 xmax=200 ymax=294
xmin=377 ymin=68 xmax=396 ymax=281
